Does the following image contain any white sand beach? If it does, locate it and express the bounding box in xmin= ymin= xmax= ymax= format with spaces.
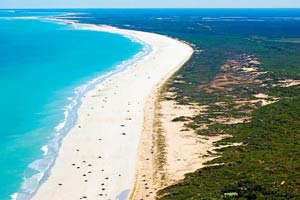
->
xmin=32 ymin=25 xmax=193 ymax=200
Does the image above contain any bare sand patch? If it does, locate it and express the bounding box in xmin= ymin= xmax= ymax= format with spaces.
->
xmin=279 ymin=79 xmax=300 ymax=87
xmin=129 ymin=95 xmax=233 ymax=199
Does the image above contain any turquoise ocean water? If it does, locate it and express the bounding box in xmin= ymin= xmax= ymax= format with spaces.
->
xmin=0 ymin=10 xmax=146 ymax=200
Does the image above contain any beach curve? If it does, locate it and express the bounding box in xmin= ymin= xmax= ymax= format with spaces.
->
xmin=31 ymin=25 xmax=193 ymax=200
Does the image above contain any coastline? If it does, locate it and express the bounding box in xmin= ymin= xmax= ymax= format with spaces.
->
xmin=14 ymin=18 xmax=150 ymax=200
xmin=31 ymin=25 xmax=193 ymax=200
xmin=128 ymin=44 xmax=194 ymax=200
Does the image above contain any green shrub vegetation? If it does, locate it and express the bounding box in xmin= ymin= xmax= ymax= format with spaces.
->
xmin=157 ymin=20 xmax=300 ymax=200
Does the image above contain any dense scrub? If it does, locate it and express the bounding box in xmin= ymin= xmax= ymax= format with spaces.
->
xmin=158 ymin=88 xmax=300 ymax=199
xmin=157 ymin=17 xmax=300 ymax=200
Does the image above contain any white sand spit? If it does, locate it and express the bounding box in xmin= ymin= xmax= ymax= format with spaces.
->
xmin=32 ymin=25 xmax=193 ymax=200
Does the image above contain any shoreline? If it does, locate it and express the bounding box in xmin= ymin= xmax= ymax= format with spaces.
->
xmin=14 ymin=18 xmax=151 ymax=200
xmin=31 ymin=25 xmax=193 ymax=200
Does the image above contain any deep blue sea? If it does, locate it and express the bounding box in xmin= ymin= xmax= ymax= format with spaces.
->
xmin=0 ymin=10 xmax=144 ymax=200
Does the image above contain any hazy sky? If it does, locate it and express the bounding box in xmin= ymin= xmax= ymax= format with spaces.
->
xmin=0 ymin=0 xmax=300 ymax=9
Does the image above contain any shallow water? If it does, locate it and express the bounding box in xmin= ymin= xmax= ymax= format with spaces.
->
xmin=0 ymin=10 xmax=143 ymax=200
